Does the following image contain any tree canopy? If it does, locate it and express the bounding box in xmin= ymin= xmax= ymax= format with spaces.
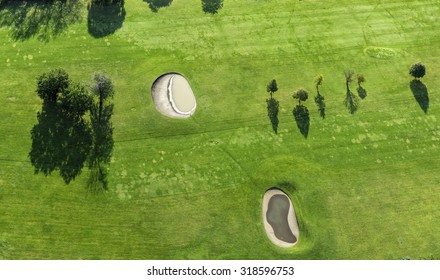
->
xmin=91 ymin=71 xmax=115 ymax=102
xmin=60 ymin=82 xmax=93 ymax=117
xmin=357 ymin=73 xmax=366 ymax=85
xmin=315 ymin=75 xmax=323 ymax=88
xmin=293 ymin=88 xmax=309 ymax=104
xmin=409 ymin=63 xmax=426 ymax=79
xmin=36 ymin=68 xmax=70 ymax=102
xmin=31 ymin=69 xmax=93 ymax=184
xmin=30 ymin=69 xmax=115 ymax=190
xmin=266 ymin=79 xmax=278 ymax=98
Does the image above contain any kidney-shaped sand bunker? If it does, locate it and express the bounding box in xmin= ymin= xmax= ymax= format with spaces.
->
xmin=151 ymin=73 xmax=197 ymax=119
xmin=262 ymin=188 xmax=299 ymax=248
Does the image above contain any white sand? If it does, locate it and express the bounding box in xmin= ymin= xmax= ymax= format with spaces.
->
xmin=151 ymin=73 xmax=196 ymax=119
xmin=262 ymin=188 xmax=300 ymax=248
xmin=169 ymin=75 xmax=196 ymax=114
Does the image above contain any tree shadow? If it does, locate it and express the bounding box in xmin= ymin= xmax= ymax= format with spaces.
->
xmin=357 ymin=86 xmax=367 ymax=99
xmin=410 ymin=79 xmax=429 ymax=113
xmin=344 ymin=90 xmax=359 ymax=114
xmin=201 ymin=0 xmax=223 ymax=14
xmin=314 ymin=91 xmax=325 ymax=119
xmin=87 ymin=103 xmax=114 ymax=192
xmin=144 ymin=0 xmax=172 ymax=13
xmin=293 ymin=105 xmax=310 ymax=138
xmin=87 ymin=0 xmax=125 ymax=38
xmin=266 ymin=98 xmax=279 ymax=134
xmin=0 ymin=0 xmax=83 ymax=42
xmin=29 ymin=101 xmax=92 ymax=184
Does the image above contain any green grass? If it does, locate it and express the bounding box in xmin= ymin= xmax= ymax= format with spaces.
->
xmin=1 ymin=0 xmax=440 ymax=259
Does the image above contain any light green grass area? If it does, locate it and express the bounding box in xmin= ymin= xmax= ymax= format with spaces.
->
xmin=1 ymin=0 xmax=440 ymax=259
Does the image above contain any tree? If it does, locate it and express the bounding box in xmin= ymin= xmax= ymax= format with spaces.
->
xmin=292 ymin=88 xmax=310 ymax=137
xmin=91 ymin=72 xmax=115 ymax=121
xmin=266 ymin=79 xmax=278 ymax=99
xmin=265 ymin=79 xmax=279 ymax=134
xmin=314 ymin=75 xmax=326 ymax=119
xmin=344 ymin=70 xmax=354 ymax=87
xmin=30 ymin=69 xmax=92 ymax=184
xmin=202 ymin=0 xmax=223 ymax=14
xmin=293 ymin=88 xmax=308 ymax=105
xmin=36 ymin=68 xmax=70 ymax=102
xmin=343 ymin=70 xmax=359 ymax=114
xmin=357 ymin=73 xmax=365 ymax=86
xmin=88 ymin=72 xmax=115 ymax=192
xmin=60 ymin=82 xmax=93 ymax=117
xmin=315 ymin=75 xmax=323 ymax=88
xmin=409 ymin=63 xmax=426 ymax=79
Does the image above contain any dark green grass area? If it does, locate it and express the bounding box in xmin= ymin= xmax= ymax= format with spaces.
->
xmin=1 ymin=0 xmax=440 ymax=259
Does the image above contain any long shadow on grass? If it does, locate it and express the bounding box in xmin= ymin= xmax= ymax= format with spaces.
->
xmin=266 ymin=97 xmax=279 ymax=134
xmin=0 ymin=0 xmax=83 ymax=42
xmin=144 ymin=0 xmax=172 ymax=13
xmin=87 ymin=102 xmax=114 ymax=193
xmin=344 ymin=90 xmax=359 ymax=114
xmin=293 ymin=105 xmax=310 ymax=138
xmin=410 ymin=79 xmax=429 ymax=113
xmin=29 ymin=101 xmax=92 ymax=184
xmin=87 ymin=0 xmax=125 ymax=38
xmin=357 ymin=86 xmax=367 ymax=99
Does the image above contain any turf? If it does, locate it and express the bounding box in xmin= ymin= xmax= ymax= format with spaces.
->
xmin=1 ymin=0 xmax=440 ymax=259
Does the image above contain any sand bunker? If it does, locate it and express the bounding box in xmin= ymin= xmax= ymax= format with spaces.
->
xmin=262 ymin=188 xmax=299 ymax=248
xmin=151 ymin=73 xmax=197 ymax=118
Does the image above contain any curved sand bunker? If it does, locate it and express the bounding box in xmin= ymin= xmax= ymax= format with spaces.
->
xmin=151 ymin=73 xmax=197 ymax=118
xmin=262 ymin=188 xmax=299 ymax=248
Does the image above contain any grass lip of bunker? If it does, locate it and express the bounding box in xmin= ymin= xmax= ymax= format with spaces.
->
xmin=262 ymin=188 xmax=299 ymax=248
xmin=151 ymin=73 xmax=197 ymax=119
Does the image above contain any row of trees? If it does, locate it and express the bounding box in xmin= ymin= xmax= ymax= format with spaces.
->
xmin=29 ymin=69 xmax=115 ymax=193
xmin=266 ymin=75 xmax=331 ymax=138
xmin=266 ymin=62 xmax=428 ymax=137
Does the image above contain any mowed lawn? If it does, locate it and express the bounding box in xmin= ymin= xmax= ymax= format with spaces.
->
xmin=1 ymin=0 xmax=440 ymax=259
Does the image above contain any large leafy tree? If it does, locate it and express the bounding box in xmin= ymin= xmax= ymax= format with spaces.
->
xmin=36 ymin=68 xmax=70 ymax=102
xmin=31 ymin=69 xmax=93 ymax=184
